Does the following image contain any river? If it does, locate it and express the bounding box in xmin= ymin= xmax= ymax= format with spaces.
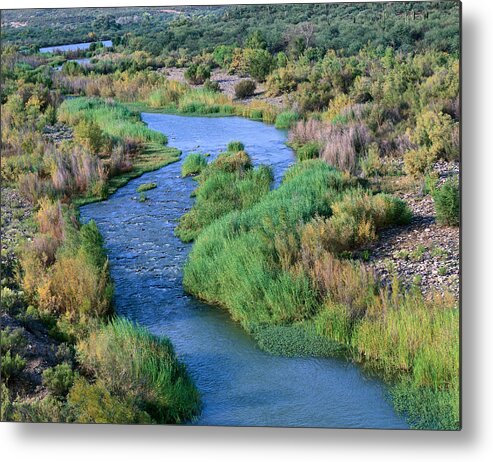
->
xmin=40 ymin=40 xmax=112 ymax=54
xmin=80 ymin=113 xmax=408 ymax=429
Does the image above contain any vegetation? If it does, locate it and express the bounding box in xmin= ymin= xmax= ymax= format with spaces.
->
xmin=184 ymin=63 xmax=211 ymax=85
xmin=136 ymin=182 xmax=157 ymax=193
xmin=275 ymin=111 xmax=300 ymax=129
xmin=181 ymin=153 xmax=208 ymax=177
xmin=182 ymin=160 xmax=458 ymax=429
xmin=234 ymin=80 xmax=256 ymax=99
xmin=72 ymin=318 xmax=200 ymax=424
xmin=433 ymin=178 xmax=460 ymax=226
xmin=1 ymin=2 xmax=459 ymax=429
xmin=176 ymin=148 xmax=273 ymax=242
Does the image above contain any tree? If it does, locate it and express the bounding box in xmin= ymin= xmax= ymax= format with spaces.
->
xmin=242 ymin=48 xmax=273 ymax=81
xmin=245 ymin=30 xmax=267 ymax=50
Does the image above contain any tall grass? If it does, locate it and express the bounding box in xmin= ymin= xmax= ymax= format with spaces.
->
xmin=58 ymin=97 xmax=167 ymax=145
xmin=183 ymin=160 xmax=348 ymax=326
xmin=73 ymin=318 xmax=200 ymax=424
xmin=275 ymin=111 xmax=300 ymax=129
xmin=289 ymin=119 xmax=371 ymax=173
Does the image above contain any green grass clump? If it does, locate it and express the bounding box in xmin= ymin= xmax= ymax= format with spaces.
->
xmin=226 ymin=141 xmax=245 ymax=152
xmin=294 ymin=142 xmax=320 ymax=161
xmin=176 ymin=150 xmax=273 ymax=242
xmin=433 ymin=178 xmax=460 ymax=226
xmin=136 ymin=182 xmax=157 ymax=193
xmin=74 ymin=318 xmax=200 ymax=424
xmin=275 ymin=111 xmax=300 ymax=129
xmin=181 ymin=153 xmax=208 ymax=177
xmin=177 ymin=89 xmax=234 ymax=115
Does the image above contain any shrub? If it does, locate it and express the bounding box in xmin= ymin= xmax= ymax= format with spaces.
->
xmin=0 ymin=288 xmax=22 ymax=314
xmin=359 ymin=143 xmax=383 ymax=178
xmin=1 ymin=350 xmax=26 ymax=383
xmin=136 ymin=182 xmax=157 ymax=193
xmin=42 ymin=362 xmax=78 ymax=397
xmin=181 ymin=153 xmax=208 ymax=177
xmin=18 ymin=172 xmax=48 ymax=205
xmin=241 ymin=48 xmax=273 ymax=81
xmin=300 ymin=190 xmax=411 ymax=255
xmin=22 ymin=216 xmax=113 ymax=333
xmin=404 ymin=148 xmax=437 ymax=178
xmin=203 ymin=79 xmax=221 ymax=93
xmin=433 ymin=178 xmax=459 ymax=226
xmin=409 ymin=109 xmax=458 ymax=160
xmin=184 ymin=63 xmax=211 ymax=85
xmin=76 ymin=318 xmax=200 ymax=424
xmin=234 ymin=80 xmax=256 ymax=99
xmin=74 ymin=119 xmax=111 ymax=155
xmin=0 ymin=327 xmax=27 ymax=354
xmin=68 ymin=377 xmax=152 ymax=424
xmin=7 ymin=395 xmax=69 ymax=423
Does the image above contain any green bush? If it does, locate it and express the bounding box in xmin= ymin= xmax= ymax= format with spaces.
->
xmin=274 ymin=111 xmax=300 ymax=129
xmin=76 ymin=318 xmax=200 ymax=424
xmin=184 ymin=63 xmax=211 ymax=85
xmin=404 ymin=148 xmax=437 ymax=178
xmin=0 ymin=327 xmax=27 ymax=354
xmin=0 ymin=287 xmax=23 ymax=313
xmin=234 ymin=80 xmax=256 ymax=99
xmin=359 ymin=143 xmax=383 ymax=178
xmin=68 ymin=377 xmax=152 ymax=424
xmin=1 ymin=350 xmax=26 ymax=383
xmin=181 ymin=153 xmax=208 ymax=177
xmin=73 ymin=119 xmax=111 ymax=155
xmin=203 ymin=79 xmax=221 ymax=93
xmin=42 ymin=362 xmax=78 ymax=397
xmin=302 ymin=189 xmax=412 ymax=254
xmin=433 ymin=178 xmax=459 ymax=226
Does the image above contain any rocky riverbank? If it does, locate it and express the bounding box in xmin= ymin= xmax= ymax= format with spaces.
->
xmin=364 ymin=161 xmax=460 ymax=299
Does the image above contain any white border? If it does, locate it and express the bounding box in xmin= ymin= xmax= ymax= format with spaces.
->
xmin=2 ymin=1 xmax=492 ymax=461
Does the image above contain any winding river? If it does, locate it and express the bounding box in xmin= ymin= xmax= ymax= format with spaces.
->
xmin=80 ymin=113 xmax=408 ymax=429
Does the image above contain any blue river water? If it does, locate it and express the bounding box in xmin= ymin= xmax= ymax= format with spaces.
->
xmin=40 ymin=40 xmax=112 ymax=53
xmin=80 ymin=113 xmax=408 ymax=429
